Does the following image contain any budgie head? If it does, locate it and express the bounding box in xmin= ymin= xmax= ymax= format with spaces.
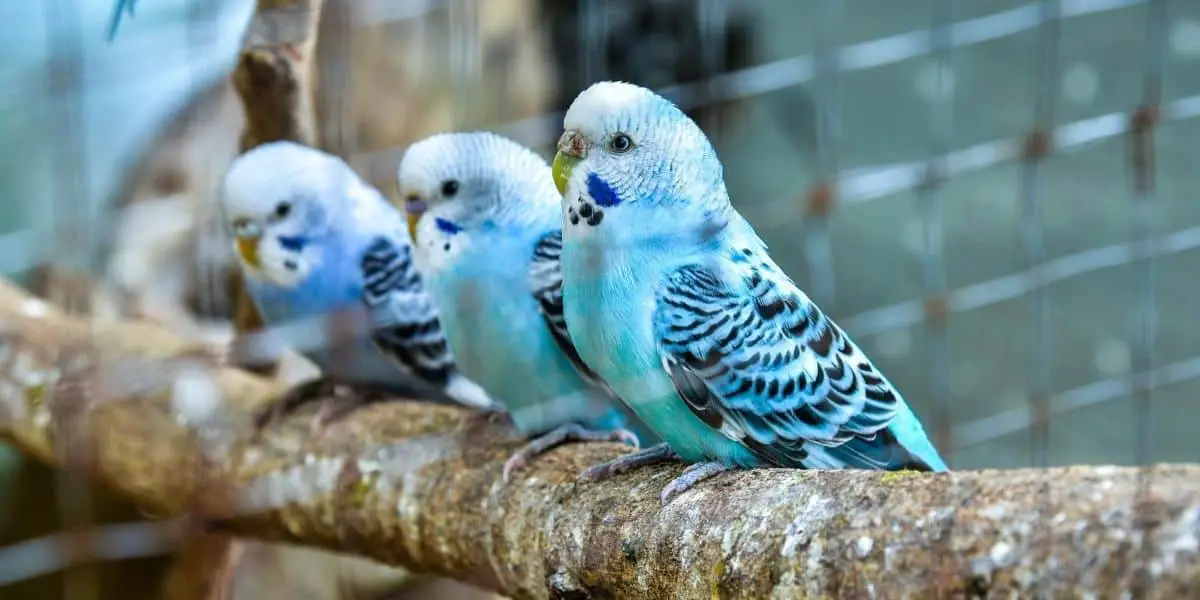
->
xmin=552 ymin=81 xmax=728 ymax=240
xmin=220 ymin=141 xmax=351 ymax=288
xmin=397 ymin=131 xmax=559 ymax=270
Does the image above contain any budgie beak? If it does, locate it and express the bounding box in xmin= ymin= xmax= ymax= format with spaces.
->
xmin=553 ymin=130 xmax=586 ymax=195
xmin=235 ymin=236 xmax=262 ymax=269
xmin=402 ymin=193 xmax=427 ymax=239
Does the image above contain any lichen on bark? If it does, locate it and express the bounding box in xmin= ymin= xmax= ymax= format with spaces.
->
xmin=0 ymin=279 xmax=1198 ymax=599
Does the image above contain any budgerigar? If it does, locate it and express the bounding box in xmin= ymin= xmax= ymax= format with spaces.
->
xmin=552 ymin=82 xmax=948 ymax=504
xmin=398 ymin=131 xmax=651 ymax=479
xmin=219 ymin=141 xmax=502 ymax=428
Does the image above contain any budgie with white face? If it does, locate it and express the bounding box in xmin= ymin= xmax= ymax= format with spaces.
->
xmin=552 ymin=82 xmax=947 ymax=504
xmin=398 ymin=131 xmax=649 ymax=478
xmin=220 ymin=141 xmax=501 ymax=427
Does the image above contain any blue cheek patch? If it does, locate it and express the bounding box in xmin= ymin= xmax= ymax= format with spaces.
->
xmin=435 ymin=217 xmax=463 ymax=235
xmin=277 ymin=235 xmax=307 ymax=251
xmin=586 ymin=172 xmax=623 ymax=207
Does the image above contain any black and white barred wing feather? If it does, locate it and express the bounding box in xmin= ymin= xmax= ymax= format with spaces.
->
xmin=360 ymin=235 xmax=498 ymax=410
xmin=652 ymin=259 xmax=932 ymax=470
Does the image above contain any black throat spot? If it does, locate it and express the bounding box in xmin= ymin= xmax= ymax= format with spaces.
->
xmin=574 ymin=196 xmax=604 ymax=228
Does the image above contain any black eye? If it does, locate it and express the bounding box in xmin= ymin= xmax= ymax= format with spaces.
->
xmin=608 ymin=133 xmax=634 ymax=154
xmin=274 ymin=201 xmax=291 ymax=218
xmin=441 ymin=180 xmax=459 ymax=197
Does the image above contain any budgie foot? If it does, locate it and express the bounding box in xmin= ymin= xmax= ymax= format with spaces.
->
xmin=502 ymin=424 xmax=640 ymax=482
xmin=251 ymin=376 xmax=419 ymax=433
xmin=659 ymin=462 xmax=731 ymax=505
xmin=579 ymin=442 xmax=679 ymax=483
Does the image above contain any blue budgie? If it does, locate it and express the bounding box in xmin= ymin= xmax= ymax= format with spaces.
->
xmin=397 ymin=131 xmax=651 ymax=479
xmin=552 ymin=82 xmax=947 ymax=504
xmin=219 ymin=141 xmax=502 ymax=428
xmin=0 ymin=0 xmax=254 ymax=273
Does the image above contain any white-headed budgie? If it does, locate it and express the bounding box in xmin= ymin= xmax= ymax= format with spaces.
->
xmin=551 ymin=81 xmax=947 ymax=504
xmin=219 ymin=140 xmax=502 ymax=428
xmin=397 ymin=131 xmax=653 ymax=479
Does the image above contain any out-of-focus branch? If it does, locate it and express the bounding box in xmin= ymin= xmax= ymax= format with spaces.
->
xmin=235 ymin=0 xmax=325 ymax=150
xmin=1 ymin=279 xmax=1199 ymax=599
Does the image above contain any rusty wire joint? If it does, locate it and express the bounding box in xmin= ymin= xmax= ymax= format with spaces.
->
xmin=1128 ymin=105 xmax=1160 ymax=195
xmin=1021 ymin=129 xmax=1054 ymax=162
xmin=803 ymin=181 xmax=835 ymax=217
xmin=921 ymin=294 xmax=950 ymax=327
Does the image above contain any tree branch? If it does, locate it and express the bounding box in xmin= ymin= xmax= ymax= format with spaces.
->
xmin=1 ymin=279 xmax=1198 ymax=599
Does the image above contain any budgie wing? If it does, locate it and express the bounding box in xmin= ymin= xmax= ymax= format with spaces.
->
xmin=359 ymin=235 xmax=456 ymax=386
xmin=528 ymin=230 xmax=611 ymax=389
xmin=653 ymin=262 xmax=908 ymax=468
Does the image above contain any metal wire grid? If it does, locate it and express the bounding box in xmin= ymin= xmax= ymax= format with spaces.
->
xmin=4 ymin=0 xmax=1171 ymax=465
xmin=43 ymin=2 xmax=99 ymax=599
xmin=918 ymin=0 xmax=955 ymax=465
xmin=347 ymin=0 xmax=1181 ymax=588
xmin=0 ymin=0 xmax=1192 ymax=588
xmin=79 ymin=0 xmax=1192 ymax=462
xmin=338 ymin=0 xmax=1194 ymax=462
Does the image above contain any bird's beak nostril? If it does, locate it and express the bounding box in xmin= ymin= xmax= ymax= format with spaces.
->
xmin=404 ymin=194 xmax=427 ymax=216
xmin=556 ymin=131 xmax=586 ymax=160
xmin=403 ymin=194 xmax=426 ymax=239
xmin=553 ymin=131 xmax=586 ymax=195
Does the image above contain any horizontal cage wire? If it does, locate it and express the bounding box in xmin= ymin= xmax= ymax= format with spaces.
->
xmin=253 ymin=0 xmax=1194 ymax=465
xmin=2 ymin=0 xmax=1199 ymax=593
xmin=0 ymin=0 xmax=1179 ymax=463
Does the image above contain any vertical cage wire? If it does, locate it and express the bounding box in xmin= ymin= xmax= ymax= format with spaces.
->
xmin=321 ymin=0 xmax=360 ymax=158
xmin=44 ymin=1 xmax=96 ymax=599
xmin=1022 ymin=0 xmax=1062 ymax=470
xmin=696 ymin=0 xmax=728 ymax=137
xmin=919 ymin=0 xmax=954 ymax=468
xmin=579 ymin=0 xmax=607 ymax=89
xmin=1131 ymin=0 xmax=1167 ymax=591
xmin=1130 ymin=0 xmax=1166 ymax=468
xmin=1019 ymin=3 xmax=1062 ymax=591
xmin=323 ymin=0 xmax=363 ymax=382
xmin=805 ymin=0 xmax=842 ymax=308
xmin=448 ymin=0 xmax=481 ymax=122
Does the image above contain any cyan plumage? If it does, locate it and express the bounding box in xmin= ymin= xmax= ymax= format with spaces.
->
xmin=219 ymin=141 xmax=500 ymax=425
xmin=397 ymin=131 xmax=651 ymax=477
xmin=552 ymin=81 xmax=947 ymax=503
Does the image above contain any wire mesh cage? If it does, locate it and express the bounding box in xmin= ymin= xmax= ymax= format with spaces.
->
xmin=338 ymin=0 xmax=1193 ymax=471
xmin=1 ymin=0 xmax=1198 ymax=597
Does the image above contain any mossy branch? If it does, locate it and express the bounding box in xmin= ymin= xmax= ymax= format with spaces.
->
xmin=0 ymin=279 xmax=1198 ymax=599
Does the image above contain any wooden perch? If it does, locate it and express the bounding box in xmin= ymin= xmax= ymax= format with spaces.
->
xmin=1 ymin=279 xmax=1198 ymax=599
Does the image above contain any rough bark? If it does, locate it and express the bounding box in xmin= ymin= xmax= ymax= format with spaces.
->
xmin=234 ymin=0 xmax=324 ymax=151
xmin=0 ymin=280 xmax=1198 ymax=599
